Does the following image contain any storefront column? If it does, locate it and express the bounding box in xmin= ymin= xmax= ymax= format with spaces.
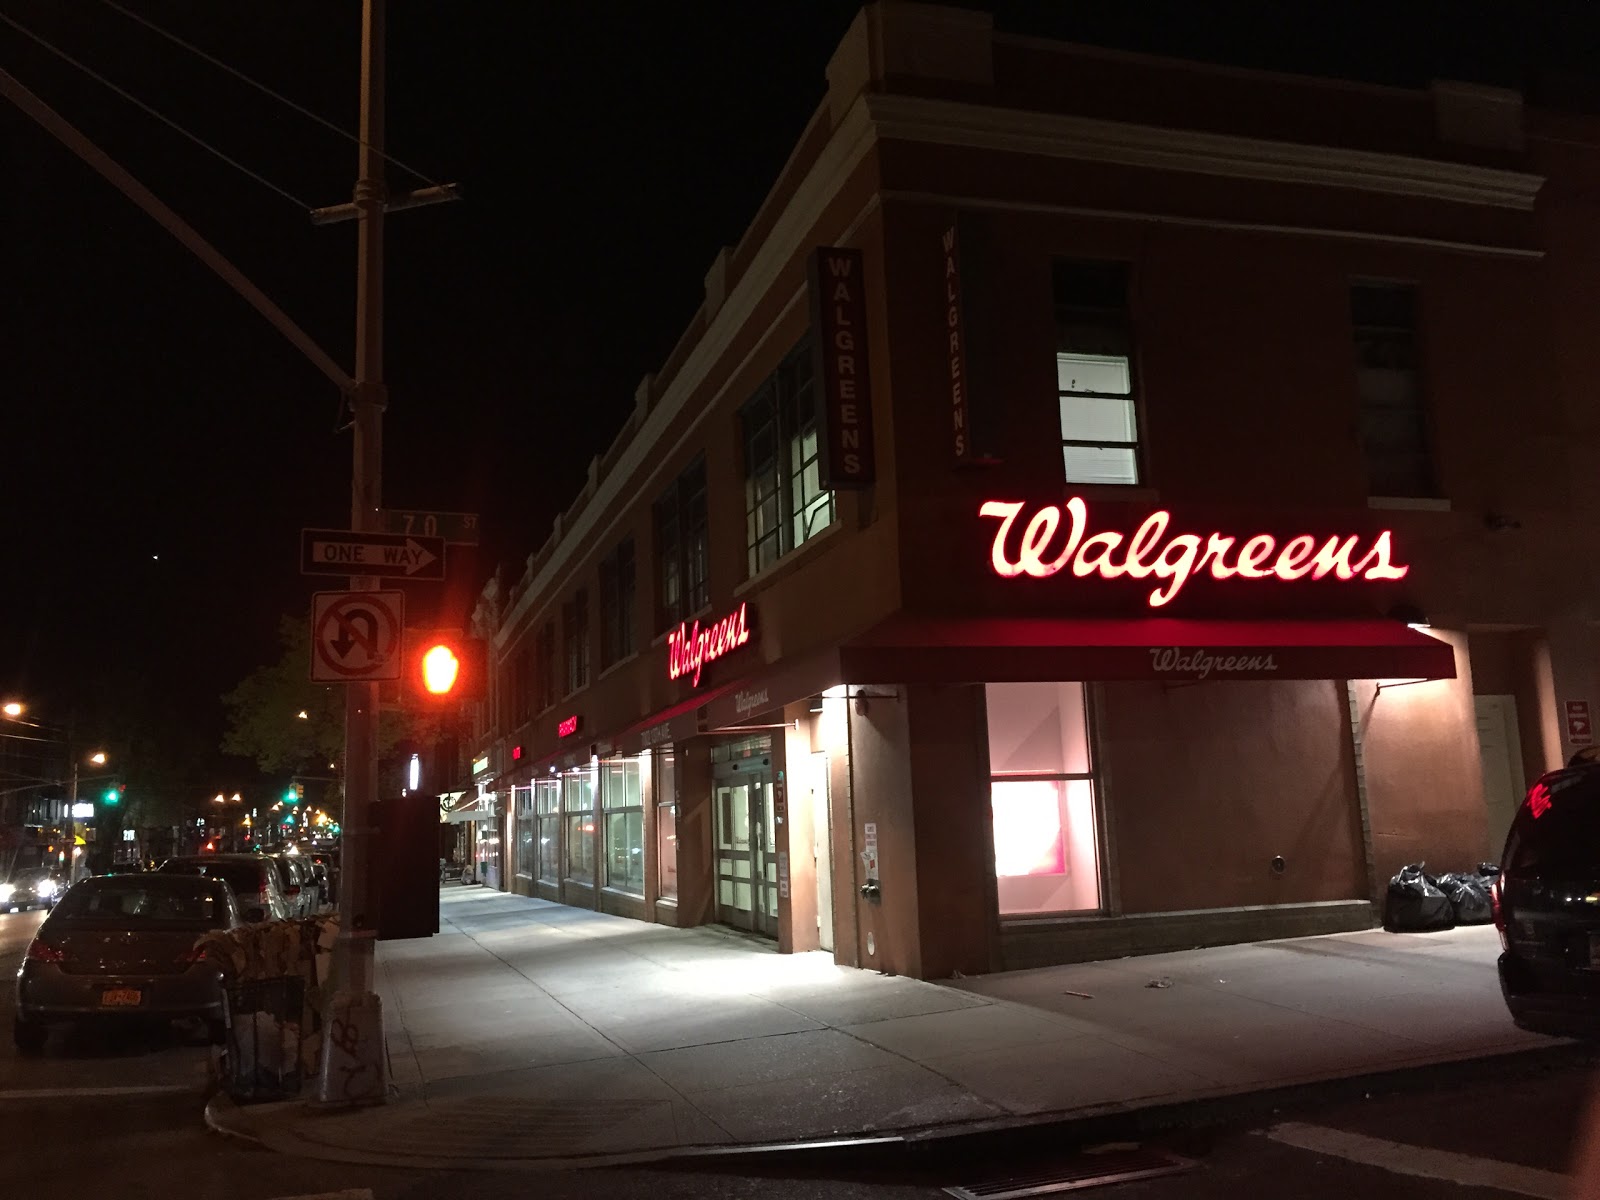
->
xmin=1542 ymin=610 xmax=1600 ymax=768
xmin=674 ymin=740 xmax=716 ymax=926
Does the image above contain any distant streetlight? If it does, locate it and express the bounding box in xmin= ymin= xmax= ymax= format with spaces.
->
xmin=89 ymin=751 xmax=106 ymax=765
xmin=2 ymin=702 xmax=22 ymax=717
xmin=231 ymin=793 xmax=242 ymax=803
xmin=297 ymin=711 xmax=309 ymax=720
xmin=212 ymin=793 xmax=226 ymax=804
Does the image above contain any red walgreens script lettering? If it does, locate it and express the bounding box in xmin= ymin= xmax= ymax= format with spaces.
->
xmin=557 ymin=715 xmax=579 ymax=738
xmin=668 ymin=603 xmax=751 ymax=686
xmin=980 ymin=498 xmax=1408 ymax=608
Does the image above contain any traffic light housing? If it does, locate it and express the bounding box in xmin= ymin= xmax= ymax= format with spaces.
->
xmin=405 ymin=631 xmax=486 ymax=703
xmin=102 ymin=786 xmax=121 ymax=807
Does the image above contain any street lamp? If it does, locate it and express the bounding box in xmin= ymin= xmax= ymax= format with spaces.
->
xmin=2 ymin=702 xmax=22 ymax=717
xmin=90 ymin=751 xmax=106 ymax=765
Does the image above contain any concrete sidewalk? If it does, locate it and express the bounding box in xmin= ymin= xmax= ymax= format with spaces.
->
xmin=206 ymin=886 xmax=1568 ymax=1169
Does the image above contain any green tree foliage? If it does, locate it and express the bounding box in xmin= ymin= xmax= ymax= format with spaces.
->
xmin=221 ymin=617 xmax=344 ymax=775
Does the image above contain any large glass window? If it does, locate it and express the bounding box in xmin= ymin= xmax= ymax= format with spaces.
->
xmin=1351 ymin=281 xmax=1434 ymax=498
xmin=562 ymin=767 xmax=596 ymax=883
xmin=741 ymin=338 xmax=834 ymax=578
xmin=986 ymin=681 xmax=1102 ymax=916
xmin=653 ymin=457 xmax=709 ymax=631
xmin=513 ymin=786 xmax=534 ymax=879
xmin=601 ymin=756 xmax=646 ymax=896
xmin=656 ymin=749 xmax=678 ymax=901
xmin=563 ymin=591 xmax=590 ymax=696
xmin=535 ymin=778 xmax=561 ymax=884
xmin=599 ymin=538 xmax=636 ymax=669
xmin=1055 ymin=260 xmax=1140 ymax=486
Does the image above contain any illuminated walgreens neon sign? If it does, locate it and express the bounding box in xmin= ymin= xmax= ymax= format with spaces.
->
xmin=668 ymin=603 xmax=751 ymax=686
xmin=980 ymin=498 xmax=1408 ymax=608
xmin=557 ymin=715 xmax=580 ymax=738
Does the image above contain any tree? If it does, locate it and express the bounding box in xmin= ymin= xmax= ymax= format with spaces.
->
xmin=221 ymin=615 xmax=444 ymax=786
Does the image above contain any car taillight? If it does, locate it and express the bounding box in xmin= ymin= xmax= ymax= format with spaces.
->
xmin=25 ymin=940 xmax=66 ymax=963
xmin=181 ymin=946 xmax=209 ymax=964
xmin=285 ymin=885 xmax=301 ymax=896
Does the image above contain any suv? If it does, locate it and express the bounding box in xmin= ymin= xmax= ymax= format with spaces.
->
xmin=265 ymin=854 xmax=317 ymax=918
xmin=156 ymin=854 xmax=289 ymax=922
xmin=1497 ymin=763 xmax=1600 ymax=1037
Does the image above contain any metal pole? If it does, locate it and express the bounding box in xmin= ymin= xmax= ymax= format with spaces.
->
xmin=320 ymin=0 xmax=389 ymax=1107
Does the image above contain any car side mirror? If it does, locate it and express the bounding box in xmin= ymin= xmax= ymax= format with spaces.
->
xmin=243 ymin=906 xmax=267 ymax=923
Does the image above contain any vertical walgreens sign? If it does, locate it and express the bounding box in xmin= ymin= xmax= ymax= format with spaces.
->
xmin=942 ymin=222 xmax=971 ymax=462
xmin=808 ymin=246 xmax=875 ymax=487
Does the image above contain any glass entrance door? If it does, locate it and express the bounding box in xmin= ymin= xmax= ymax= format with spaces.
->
xmin=714 ymin=771 xmax=778 ymax=937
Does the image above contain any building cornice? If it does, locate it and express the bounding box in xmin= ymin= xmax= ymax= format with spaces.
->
xmin=864 ymin=92 xmax=1545 ymax=210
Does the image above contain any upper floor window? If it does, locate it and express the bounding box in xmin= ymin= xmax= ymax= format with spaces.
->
xmin=509 ymin=644 xmax=534 ymax=727
xmin=741 ymin=338 xmax=834 ymax=577
xmin=1055 ymin=260 xmax=1140 ymax=486
xmin=599 ymin=538 xmax=636 ymax=669
xmin=537 ymin=621 xmax=557 ymax=712
xmin=562 ymin=591 xmax=589 ymax=696
xmin=1351 ymin=281 xmax=1434 ymax=498
xmin=653 ymin=457 xmax=708 ymax=631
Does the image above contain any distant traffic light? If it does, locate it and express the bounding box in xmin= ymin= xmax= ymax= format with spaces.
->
xmin=405 ymin=631 xmax=486 ymax=703
xmin=102 ymin=786 xmax=121 ymax=806
xmin=284 ymin=784 xmax=302 ymax=805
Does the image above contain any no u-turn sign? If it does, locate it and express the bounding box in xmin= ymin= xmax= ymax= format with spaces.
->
xmin=311 ymin=591 xmax=404 ymax=682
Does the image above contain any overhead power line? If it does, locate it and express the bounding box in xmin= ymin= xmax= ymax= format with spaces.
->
xmin=0 ymin=7 xmax=312 ymax=210
xmin=101 ymin=0 xmax=441 ymax=188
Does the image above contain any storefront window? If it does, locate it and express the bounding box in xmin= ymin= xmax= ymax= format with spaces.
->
xmin=656 ymin=750 xmax=678 ymax=901
xmin=513 ymin=786 xmax=534 ymax=879
xmin=536 ymin=778 xmax=560 ymax=883
xmin=602 ymin=756 xmax=646 ymax=895
xmin=986 ymin=681 xmax=1102 ymax=916
xmin=563 ymin=767 xmax=596 ymax=882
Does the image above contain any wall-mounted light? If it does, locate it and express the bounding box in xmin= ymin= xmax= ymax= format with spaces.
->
xmin=408 ymin=753 xmax=421 ymax=792
xmin=1388 ymin=603 xmax=1430 ymax=630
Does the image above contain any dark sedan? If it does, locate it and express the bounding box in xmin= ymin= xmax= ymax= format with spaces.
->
xmin=0 ymin=867 xmax=63 ymax=913
xmin=13 ymin=873 xmax=242 ymax=1052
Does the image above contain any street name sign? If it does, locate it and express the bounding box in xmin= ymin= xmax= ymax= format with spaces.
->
xmin=300 ymin=528 xmax=445 ymax=580
xmin=377 ymin=508 xmax=480 ymax=546
xmin=311 ymin=590 xmax=404 ymax=681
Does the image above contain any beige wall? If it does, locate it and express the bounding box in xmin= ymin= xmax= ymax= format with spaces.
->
xmin=1097 ymin=679 xmax=1366 ymax=913
xmin=1353 ymin=628 xmax=1489 ymax=886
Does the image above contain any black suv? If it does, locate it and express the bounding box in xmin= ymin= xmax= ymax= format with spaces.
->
xmin=1497 ymin=762 xmax=1600 ymax=1037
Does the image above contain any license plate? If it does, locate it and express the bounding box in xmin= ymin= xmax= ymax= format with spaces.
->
xmin=100 ymin=988 xmax=142 ymax=1007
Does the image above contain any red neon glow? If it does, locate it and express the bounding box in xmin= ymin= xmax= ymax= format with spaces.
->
xmin=512 ymin=745 xmax=523 ymax=761
xmin=557 ymin=715 xmax=579 ymax=738
xmin=668 ymin=602 xmax=751 ymax=686
xmin=979 ymin=498 xmax=1409 ymax=608
xmin=1528 ymin=780 xmax=1552 ymax=819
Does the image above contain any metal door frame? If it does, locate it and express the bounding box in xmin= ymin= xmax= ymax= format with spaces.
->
xmin=713 ymin=754 xmax=777 ymax=937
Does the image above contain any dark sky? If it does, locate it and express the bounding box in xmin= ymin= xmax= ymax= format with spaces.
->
xmin=0 ymin=0 xmax=1595 ymax=780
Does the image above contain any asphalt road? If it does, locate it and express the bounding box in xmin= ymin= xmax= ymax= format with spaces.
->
xmin=2 ymin=905 xmax=1596 ymax=1199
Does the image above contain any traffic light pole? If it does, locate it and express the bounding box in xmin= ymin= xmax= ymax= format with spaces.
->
xmin=319 ymin=0 xmax=389 ymax=1108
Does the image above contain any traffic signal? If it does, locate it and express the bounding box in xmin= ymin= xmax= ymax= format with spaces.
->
xmin=405 ymin=630 xmax=486 ymax=703
xmin=284 ymin=783 xmax=302 ymax=805
xmin=102 ymin=786 xmax=121 ymax=806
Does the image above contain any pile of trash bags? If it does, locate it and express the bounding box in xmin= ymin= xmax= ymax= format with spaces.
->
xmin=1383 ymin=862 xmax=1499 ymax=932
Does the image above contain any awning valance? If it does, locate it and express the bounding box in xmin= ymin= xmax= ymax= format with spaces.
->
xmin=840 ymin=617 xmax=1456 ymax=684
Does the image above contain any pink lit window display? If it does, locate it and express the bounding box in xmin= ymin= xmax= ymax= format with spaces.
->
xmin=986 ymin=682 xmax=1102 ymax=916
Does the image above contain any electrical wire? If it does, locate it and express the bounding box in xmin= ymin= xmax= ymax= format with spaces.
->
xmin=0 ymin=7 xmax=313 ymax=211
xmin=101 ymin=0 xmax=441 ymax=187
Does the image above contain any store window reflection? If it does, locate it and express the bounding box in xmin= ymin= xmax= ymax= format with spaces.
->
xmin=656 ymin=749 xmax=678 ymax=901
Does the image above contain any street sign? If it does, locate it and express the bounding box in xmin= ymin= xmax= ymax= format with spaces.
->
xmin=300 ymin=528 xmax=445 ymax=580
xmin=311 ymin=590 xmax=404 ymax=682
xmin=377 ymin=508 xmax=480 ymax=546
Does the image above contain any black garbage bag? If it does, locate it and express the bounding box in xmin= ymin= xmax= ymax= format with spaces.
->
xmin=1436 ymin=871 xmax=1494 ymax=925
xmin=1383 ymin=863 xmax=1456 ymax=932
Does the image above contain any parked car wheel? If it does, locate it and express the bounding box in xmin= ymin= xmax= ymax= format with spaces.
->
xmin=13 ymin=1017 xmax=47 ymax=1054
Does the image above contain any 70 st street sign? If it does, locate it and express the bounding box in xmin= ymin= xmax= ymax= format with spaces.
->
xmin=300 ymin=528 xmax=446 ymax=580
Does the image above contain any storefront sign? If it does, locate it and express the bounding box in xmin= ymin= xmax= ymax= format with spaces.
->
xmin=668 ymin=602 xmax=751 ymax=686
xmin=808 ymin=246 xmax=875 ymax=488
xmin=557 ymin=714 xmax=581 ymax=738
xmin=471 ymin=754 xmax=491 ymax=777
xmin=1567 ymin=700 xmax=1593 ymax=745
xmin=1150 ymin=648 xmax=1278 ymax=680
xmin=980 ymin=498 xmax=1409 ymax=609
xmin=734 ymin=687 xmax=770 ymax=718
xmin=942 ymin=223 xmax=971 ymax=462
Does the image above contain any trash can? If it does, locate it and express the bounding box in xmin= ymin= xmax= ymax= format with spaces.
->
xmin=221 ymin=976 xmax=307 ymax=1103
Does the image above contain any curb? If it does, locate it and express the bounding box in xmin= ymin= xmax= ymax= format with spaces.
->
xmin=196 ymin=1039 xmax=1597 ymax=1173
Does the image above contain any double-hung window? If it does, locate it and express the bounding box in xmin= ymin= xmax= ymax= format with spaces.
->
xmin=509 ymin=645 xmax=534 ymax=727
xmin=562 ymin=591 xmax=589 ymax=695
xmin=1055 ymin=260 xmax=1140 ymax=486
xmin=741 ymin=338 xmax=834 ymax=577
xmin=1351 ymin=281 xmax=1434 ymax=498
xmin=599 ymin=538 xmax=636 ymax=669
xmin=653 ymin=457 xmax=708 ymax=631
xmin=536 ymin=622 xmax=557 ymax=712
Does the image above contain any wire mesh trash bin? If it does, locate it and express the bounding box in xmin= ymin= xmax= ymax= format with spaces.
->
xmin=221 ymin=976 xmax=308 ymax=1102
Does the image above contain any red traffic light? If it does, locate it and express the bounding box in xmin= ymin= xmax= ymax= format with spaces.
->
xmin=406 ymin=631 xmax=486 ymax=702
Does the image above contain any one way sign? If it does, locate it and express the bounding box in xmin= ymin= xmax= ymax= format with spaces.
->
xmin=300 ymin=528 xmax=446 ymax=581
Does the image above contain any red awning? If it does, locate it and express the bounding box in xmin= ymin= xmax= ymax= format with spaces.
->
xmin=841 ymin=616 xmax=1456 ymax=684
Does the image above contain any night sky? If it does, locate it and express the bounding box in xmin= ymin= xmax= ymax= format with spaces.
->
xmin=1 ymin=1 xmax=1594 ymax=786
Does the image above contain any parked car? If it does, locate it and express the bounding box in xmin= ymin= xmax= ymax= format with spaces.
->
xmin=0 ymin=867 xmax=64 ymax=913
xmin=13 ymin=872 xmax=242 ymax=1052
xmin=156 ymin=854 xmax=289 ymax=922
xmin=99 ymin=861 xmax=145 ymax=876
xmin=1496 ymin=762 xmax=1600 ymax=1037
xmin=265 ymin=853 xmax=317 ymax=917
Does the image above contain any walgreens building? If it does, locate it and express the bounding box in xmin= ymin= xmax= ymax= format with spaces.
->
xmin=467 ymin=3 xmax=1600 ymax=978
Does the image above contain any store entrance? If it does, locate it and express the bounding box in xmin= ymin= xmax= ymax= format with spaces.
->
xmin=713 ymin=754 xmax=778 ymax=938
